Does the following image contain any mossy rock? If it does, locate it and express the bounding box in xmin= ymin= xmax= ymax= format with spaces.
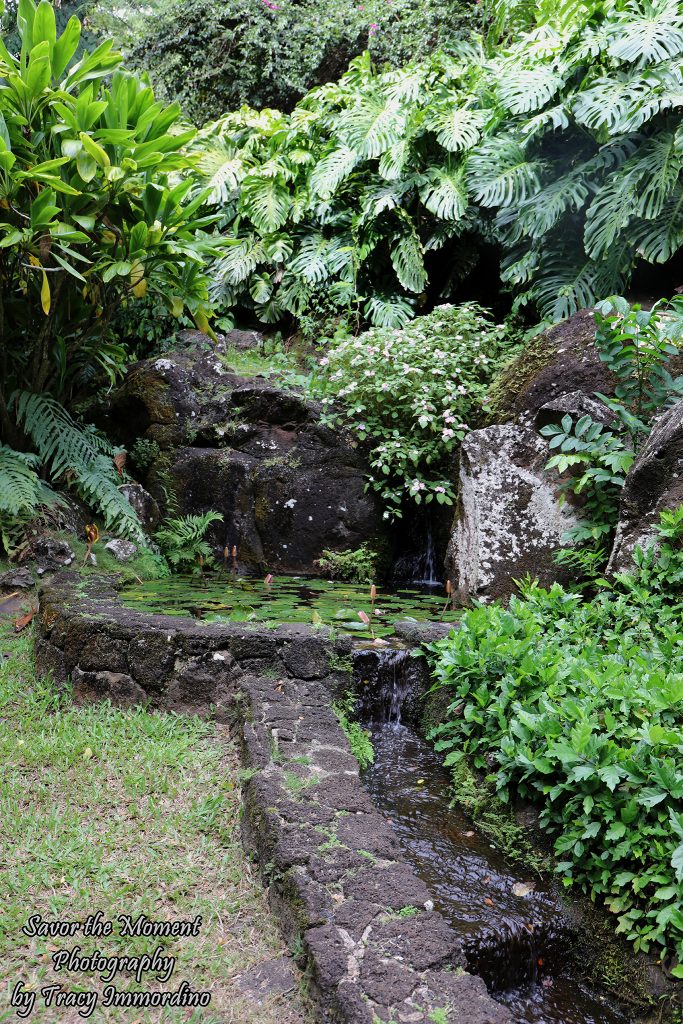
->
xmin=485 ymin=308 xmax=616 ymax=424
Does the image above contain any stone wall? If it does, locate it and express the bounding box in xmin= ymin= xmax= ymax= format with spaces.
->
xmin=36 ymin=574 xmax=509 ymax=1024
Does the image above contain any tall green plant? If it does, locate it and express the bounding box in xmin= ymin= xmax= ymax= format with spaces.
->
xmin=0 ymin=0 xmax=221 ymax=549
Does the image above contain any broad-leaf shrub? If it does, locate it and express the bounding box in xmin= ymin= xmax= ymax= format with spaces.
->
xmin=429 ymin=517 xmax=683 ymax=970
xmin=0 ymin=0 xmax=219 ymax=548
xmin=193 ymin=0 xmax=683 ymax=326
xmin=316 ymin=304 xmax=519 ymax=518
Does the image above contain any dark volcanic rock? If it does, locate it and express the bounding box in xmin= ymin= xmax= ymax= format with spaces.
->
xmin=445 ymin=424 xmax=586 ymax=603
xmin=608 ymin=400 xmax=683 ymax=573
xmin=119 ymin=483 xmax=160 ymax=533
xmin=107 ymin=344 xmax=385 ymax=572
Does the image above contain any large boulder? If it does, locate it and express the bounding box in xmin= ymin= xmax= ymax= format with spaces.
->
xmin=446 ymin=424 xmax=585 ymax=603
xmin=486 ymin=308 xmax=617 ymax=425
xmin=106 ymin=343 xmax=386 ymax=573
xmin=608 ymin=400 xmax=683 ymax=573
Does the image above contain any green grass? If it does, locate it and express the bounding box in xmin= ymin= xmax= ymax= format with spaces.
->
xmin=0 ymin=620 xmax=312 ymax=1024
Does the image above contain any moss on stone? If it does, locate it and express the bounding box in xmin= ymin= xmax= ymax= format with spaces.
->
xmin=484 ymin=333 xmax=556 ymax=424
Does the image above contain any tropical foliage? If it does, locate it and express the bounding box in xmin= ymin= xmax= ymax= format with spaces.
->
xmin=154 ymin=511 xmax=224 ymax=572
xmin=0 ymin=0 xmax=219 ymax=547
xmin=316 ymin=304 xmax=519 ymax=516
xmin=428 ymin=511 xmax=683 ymax=973
xmin=190 ymin=0 xmax=683 ymax=327
xmin=87 ymin=0 xmax=479 ymax=124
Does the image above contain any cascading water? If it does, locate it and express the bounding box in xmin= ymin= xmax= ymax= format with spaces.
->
xmin=392 ymin=512 xmax=442 ymax=586
xmin=353 ymin=647 xmax=631 ymax=1024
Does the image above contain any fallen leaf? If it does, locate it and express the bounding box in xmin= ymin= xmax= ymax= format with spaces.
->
xmin=464 ymin=830 xmax=474 ymax=837
xmin=14 ymin=609 xmax=35 ymax=632
xmin=82 ymin=747 xmax=93 ymax=760
xmin=483 ymin=876 xmax=492 ymax=884
xmin=512 ymin=881 xmax=535 ymax=898
xmin=113 ymin=452 xmax=126 ymax=477
xmin=417 ymin=778 xmax=425 ymax=785
xmin=484 ymin=898 xmax=494 ymax=907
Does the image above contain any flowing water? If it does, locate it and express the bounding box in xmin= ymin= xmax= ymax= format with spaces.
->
xmin=357 ymin=649 xmax=631 ymax=1024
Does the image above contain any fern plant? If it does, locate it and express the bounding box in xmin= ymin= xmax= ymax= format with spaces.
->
xmin=1 ymin=391 xmax=146 ymax=546
xmin=154 ymin=511 xmax=224 ymax=573
xmin=541 ymin=296 xmax=683 ymax=545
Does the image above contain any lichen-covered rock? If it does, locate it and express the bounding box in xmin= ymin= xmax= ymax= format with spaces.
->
xmin=608 ymin=400 xmax=683 ymax=574
xmin=0 ymin=567 xmax=35 ymax=591
xmin=31 ymin=536 xmax=76 ymax=574
xmin=486 ymin=308 xmax=616 ymax=425
xmin=104 ymin=538 xmax=138 ymax=562
xmin=119 ymin=483 xmax=160 ymax=533
xmin=533 ymin=390 xmax=616 ymax=432
xmin=446 ymin=424 xmax=585 ymax=603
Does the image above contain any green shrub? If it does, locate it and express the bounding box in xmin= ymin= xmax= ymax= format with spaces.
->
xmin=316 ymin=544 xmax=380 ymax=584
xmin=0 ymin=0 xmax=221 ymax=550
xmin=89 ymin=0 xmax=479 ymax=124
xmin=428 ymin=512 xmax=683 ymax=971
xmin=316 ymin=304 xmax=520 ymax=517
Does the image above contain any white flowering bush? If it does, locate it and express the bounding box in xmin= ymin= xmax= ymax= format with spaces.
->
xmin=317 ymin=304 xmax=519 ymax=519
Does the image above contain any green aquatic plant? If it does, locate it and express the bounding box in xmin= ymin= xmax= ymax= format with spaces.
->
xmin=121 ymin=575 xmax=460 ymax=640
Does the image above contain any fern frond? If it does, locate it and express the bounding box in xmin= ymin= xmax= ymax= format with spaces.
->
xmin=12 ymin=392 xmax=144 ymax=542
xmin=0 ymin=445 xmax=53 ymax=517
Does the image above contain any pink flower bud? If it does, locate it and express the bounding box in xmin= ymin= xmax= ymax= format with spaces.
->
xmin=358 ymin=611 xmax=370 ymax=625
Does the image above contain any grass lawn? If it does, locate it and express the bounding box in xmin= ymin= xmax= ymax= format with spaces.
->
xmin=0 ymin=618 xmax=312 ymax=1024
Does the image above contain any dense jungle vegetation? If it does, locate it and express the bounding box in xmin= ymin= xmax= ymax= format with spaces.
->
xmin=4 ymin=0 xmax=683 ymax=992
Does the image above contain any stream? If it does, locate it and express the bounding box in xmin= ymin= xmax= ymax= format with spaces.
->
xmin=357 ymin=651 xmax=631 ymax=1024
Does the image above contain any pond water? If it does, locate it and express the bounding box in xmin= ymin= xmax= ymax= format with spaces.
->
xmin=358 ymin=654 xmax=631 ymax=1024
xmin=120 ymin=575 xmax=459 ymax=640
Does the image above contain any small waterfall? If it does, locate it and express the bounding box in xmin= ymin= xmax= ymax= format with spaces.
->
xmin=353 ymin=647 xmax=421 ymax=726
xmin=393 ymin=515 xmax=441 ymax=586
xmin=412 ymin=524 xmax=439 ymax=586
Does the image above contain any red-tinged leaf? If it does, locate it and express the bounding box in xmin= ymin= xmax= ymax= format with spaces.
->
xmin=14 ymin=609 xmax=35 ymax=632
xmin=113 ymin=451 xmax=126 ymax=477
